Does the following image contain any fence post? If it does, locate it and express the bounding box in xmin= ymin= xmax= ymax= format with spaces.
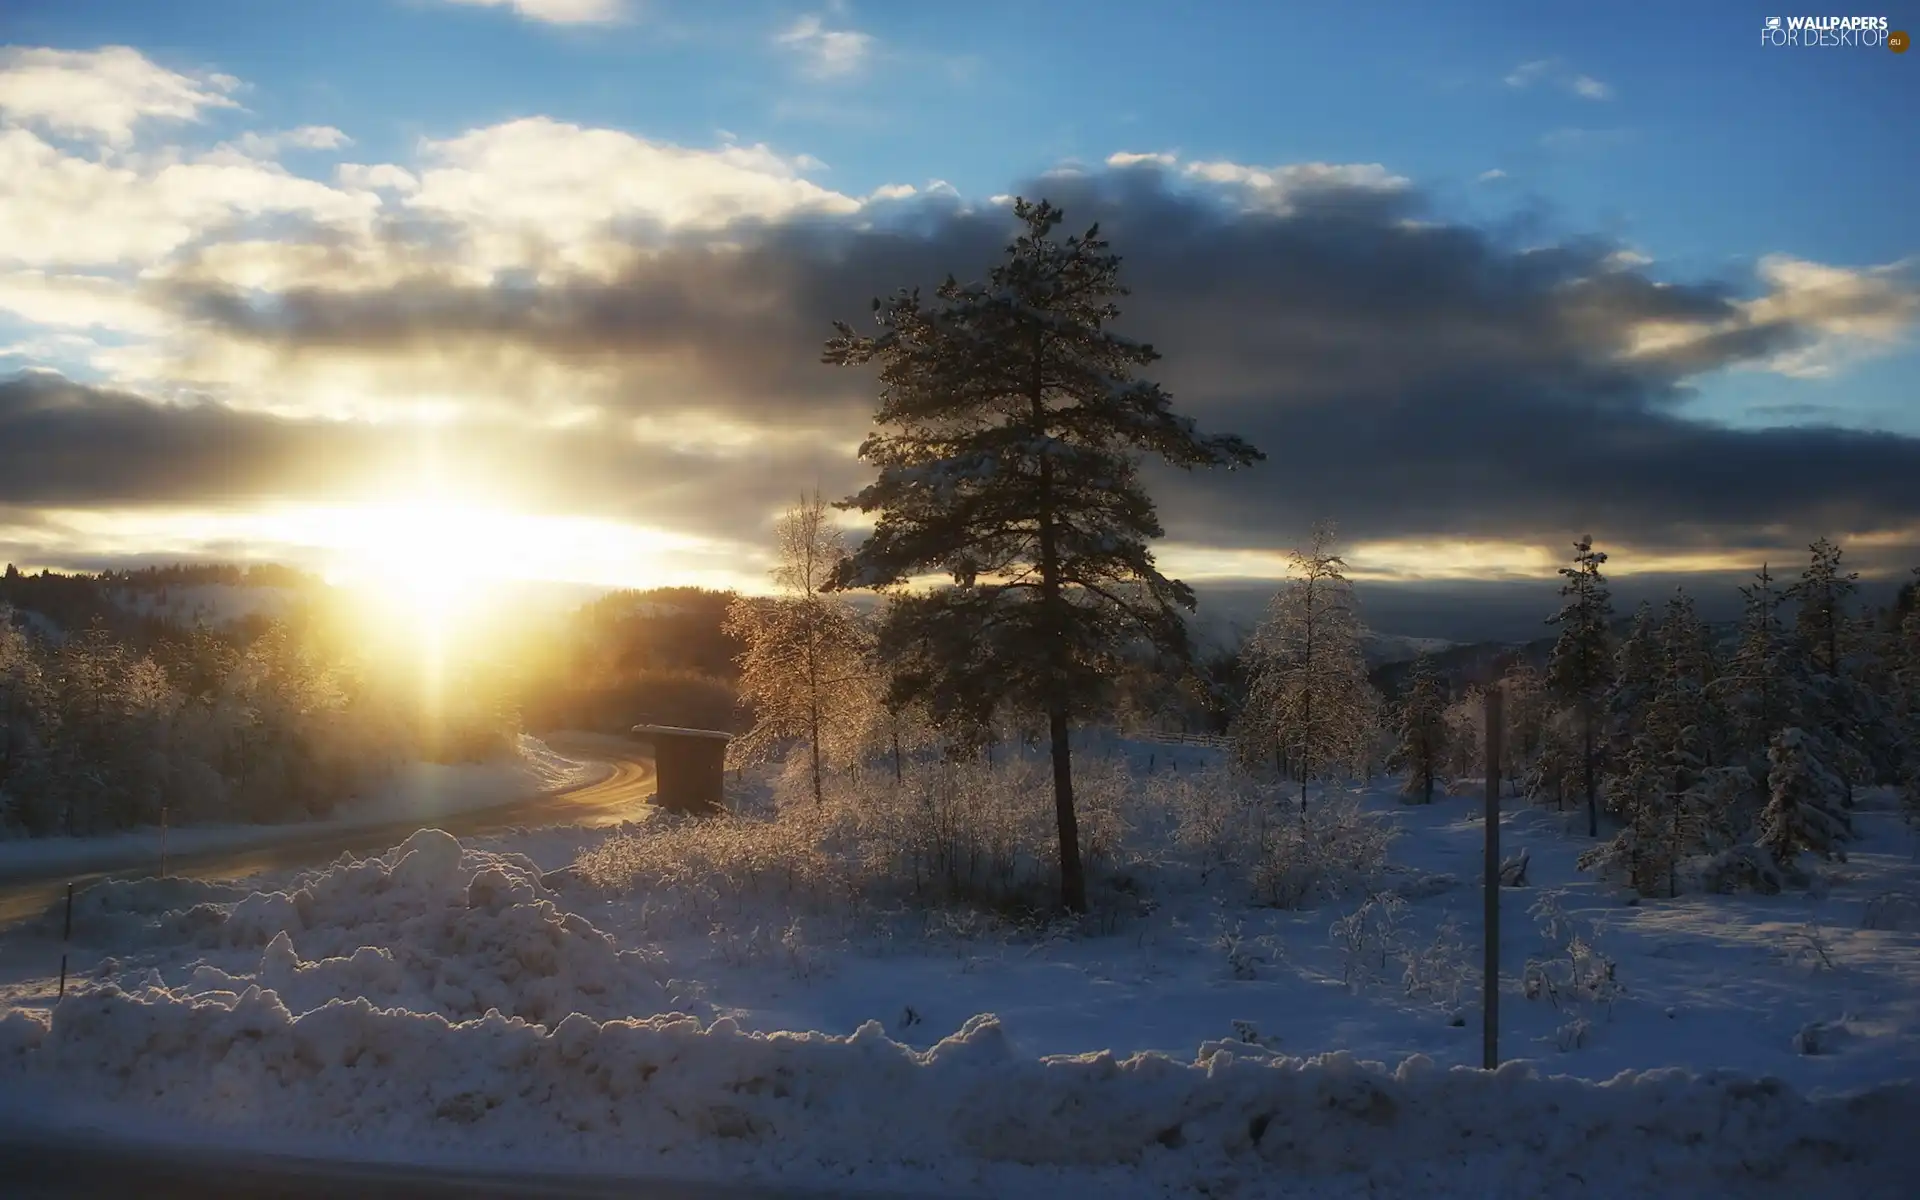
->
xmin=1483 ymin=685 xmax=1503 ymax=1071
xmin=57 ymin=881 xmax=73 ymax=1000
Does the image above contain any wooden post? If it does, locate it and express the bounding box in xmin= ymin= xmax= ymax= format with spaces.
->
xmin=1483 ymin=685 xmax=1503 ymax=1071
xmin=57 ymin=881 xmax=73 ymax=1000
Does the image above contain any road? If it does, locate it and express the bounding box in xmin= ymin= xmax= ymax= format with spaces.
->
xmin=0 ymin=1124 xmax=928 ymax=1199
xmin=0 ymin=734 xmax=655 ymax=927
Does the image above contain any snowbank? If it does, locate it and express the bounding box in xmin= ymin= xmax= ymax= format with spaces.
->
xmin=1 ymin=993 xmax=1910 ymax=1198
xmin=0 ymin=736 xmax=607 ymax=883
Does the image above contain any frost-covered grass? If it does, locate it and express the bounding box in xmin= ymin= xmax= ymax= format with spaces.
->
xmin=2 ymin=739 xmax=1917 ymax=1196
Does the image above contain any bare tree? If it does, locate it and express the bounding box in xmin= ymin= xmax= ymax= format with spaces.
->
xmin=1233 ymin=522 xmax=1379 ymax=811
xmin=725 ymin=492 xmax=876 ymax=805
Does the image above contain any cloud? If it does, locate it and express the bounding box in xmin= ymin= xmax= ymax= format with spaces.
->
xmin=3 ymin=65 xmax=1916 ymax=582
xmin=0 ymin=46 xmax=240 ymax=146
xmin=435 ymin=0 xmax=629 ymax=26
xmin=1505 ymin=58 xmax=1614 ymax=101
xmin=61 ymin=158 xmax=1920 ymax=570
xmin=0 ymin=127 xmax=379 ymax=269
xmin=1477 ymin=168 xmax=1507 ymax=182
xmin=1106 ymin=151 xmax=1410 ymax=215
xmin=233 ymin=126 xmax=352 ymax=156
xmin=776 ymin=14 xmax=876 ymax=79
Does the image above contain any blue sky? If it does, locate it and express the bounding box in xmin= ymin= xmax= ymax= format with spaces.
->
xmin=0 ymin=0 xmax=1915 ymax=603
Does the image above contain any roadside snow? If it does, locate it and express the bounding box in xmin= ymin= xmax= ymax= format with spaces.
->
xmin=0 ymin=736 xmax=607 ymax=883
xmin=3 ymin=751 xmax=1918 ymax=1196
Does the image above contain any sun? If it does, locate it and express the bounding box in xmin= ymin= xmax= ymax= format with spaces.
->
xmin=310 ymin=495 xmax=509 ymax=628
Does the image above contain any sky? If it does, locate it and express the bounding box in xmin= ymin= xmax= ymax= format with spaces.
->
xmin=0 ymin=0 xmax=1916 ymax=637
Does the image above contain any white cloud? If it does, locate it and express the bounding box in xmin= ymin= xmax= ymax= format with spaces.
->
xmin=0 ymin=45 xmax=240 ymax=145
xmin=233 ymin=125 xmax=352 ymax=156
xmin=776 ymin=14 xmax=876 ymax=79
xmin=1182 ymin=158 xmax=1410 ymax=211
xmin=1477 ymin=168 xmax=1507 ymax=182
xmin=0 ymin=127 xmax=378 ymax=269
xmin=436 ymin=0 xmax=629 ymax=25
xmin=398 ymin=117 xmax=860 ymax=274
xmin=1621 ymin=256 xmax=1919 ymax=379
xmin=1107 ymin=150 xmax=1408 ymax=212
xmin=1748 ymin=255 xmax=1920 ymax=377
xmin=0 ymin=269 xmax=169 ymax=334
xmin=336 ymin=162 xmax=421 ymax=193
xmin=1504 ymin=57 xmax=1613 ymax=101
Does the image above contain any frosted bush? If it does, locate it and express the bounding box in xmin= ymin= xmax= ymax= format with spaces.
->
xmin=1329 ymin=892 xmax=1406 ymax=991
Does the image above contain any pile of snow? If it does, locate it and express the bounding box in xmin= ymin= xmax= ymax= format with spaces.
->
xmin=167 ymin=830 xmax=683 ymax=1026
xmin=0 ymin=994 xmax=1909 ymax=1197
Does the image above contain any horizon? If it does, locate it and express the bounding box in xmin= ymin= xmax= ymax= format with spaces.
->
xmin=1 ymin=1 xmax=1916 ymax=618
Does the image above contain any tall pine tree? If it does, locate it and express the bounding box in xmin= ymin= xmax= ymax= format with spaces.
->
xmin=1547 ymin=536 xmax=1614 ymax=837
xmin=823 ymin=198 xmax=1263 ymax=911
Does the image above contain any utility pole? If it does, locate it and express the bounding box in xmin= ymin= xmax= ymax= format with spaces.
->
xmin=1483 ymin=684 xmax=1503 ymax=1071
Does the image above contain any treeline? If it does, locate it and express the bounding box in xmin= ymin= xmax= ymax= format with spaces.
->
xmin=0 ymin=562 xmax=320 ymax=644
xmin=1393 ymin=537 xmax=1920 ymax=897
xmin=516 ymin=587 xmax=746 ymax=735
xmin=0 ymin=602 xmax=519 ymax=838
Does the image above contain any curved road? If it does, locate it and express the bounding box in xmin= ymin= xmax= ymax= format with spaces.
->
xmin=0 ymin=735 xmax=655 ymax=927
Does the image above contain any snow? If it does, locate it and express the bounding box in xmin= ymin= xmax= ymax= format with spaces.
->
xmin=0 ymin=735 xmax=607 ymax=883
xmin=109 ymin=582 xmax=299 ymax=628
xmin=1 ymin=749 xmax=1917 ymax=1195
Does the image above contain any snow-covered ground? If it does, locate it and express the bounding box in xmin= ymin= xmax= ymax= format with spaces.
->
xmin=1 ymin=750 xmax=1915 ymax=1197
xmin=0 ymin=735 xmax=608 ymax=882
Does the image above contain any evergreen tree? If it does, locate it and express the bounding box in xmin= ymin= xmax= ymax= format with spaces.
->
xmin=823 ymin=198 xmax=1263 ymax=912
xmin=1785 ymin=538 xmax=1873 ymax=820
xmin=1393 ymin=651 xmax=1449 ymax=804
xmin=1759 ymin=727 xmax=1850 ymax=880
xmin=1233 ymin=521 xmax=1379 ymax=811
xmin=1546 ymin=536 xmax=1614 ymax=837
xmin=1893 ymin=568 xmax=1920 ymax=827
xmin=1718 ymin=563 xmax=1794 ymax=783
xmin=726 ymin=492 xmax=876 ymax=806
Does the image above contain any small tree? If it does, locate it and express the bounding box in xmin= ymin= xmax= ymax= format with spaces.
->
xmin=1546 ymin=536 xmax=1615 ymax=837
xmin=1233 ymin=521 xmax=1379 ymax=811
xmin=1393 ymin=652 xmax=1448 ymax=804
xmin=824 ymin=198 xmax=1263 ymax=911
xmin=1759 ymin=727 xmax=1850 ymax=881
xmin=726 ymin=492 xmax=876 ymax=805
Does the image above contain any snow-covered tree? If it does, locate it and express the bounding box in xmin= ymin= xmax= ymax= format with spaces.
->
xmin=823 ymin=198 xmax=1263 ymax=911
xmin=1546 ymin=536 xmax=1614 ymax=837
xmin=726 ymin=492 xmax=877 ymax=806
xmin=1759 ymin=727 xmax=1850 ymax=880
xmin=1393 ymin=652 xmax=1448 ymax=804
xmin=1717 ymin=563 xmax=1794 ymax=781
xmin=1785 ymin=538 xmax=1877 ymax=820
xmin=1606 ymin=602 xmax=1661 ymax=797
xmin=1233 ymin=522 xmax=1380 ymax=811
xmin=1584 ymin=590 xmax=1728 ymax=897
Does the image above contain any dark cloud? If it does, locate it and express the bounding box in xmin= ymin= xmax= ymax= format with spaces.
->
xmin=145 ymin=165 xmax=1920 ymax=561
xmin=0 ymin=373 xmax=861 ymax=546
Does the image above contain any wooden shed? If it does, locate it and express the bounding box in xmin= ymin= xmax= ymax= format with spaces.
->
xmin=629 ymin=724 xmax=732 ymax=814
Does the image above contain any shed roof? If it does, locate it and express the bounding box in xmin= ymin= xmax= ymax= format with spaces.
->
xmin=630 ymin=724 xmax=733 ymax=741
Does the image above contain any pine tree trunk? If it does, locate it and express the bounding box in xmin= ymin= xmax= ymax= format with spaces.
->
xmin=1049 ymin=705 xmax=1086 ymax=913
xmin=1583 ymin=701 xmax=1598 ymax=837
xmin=1031 ymin=357 xmax=1085 ymax=914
